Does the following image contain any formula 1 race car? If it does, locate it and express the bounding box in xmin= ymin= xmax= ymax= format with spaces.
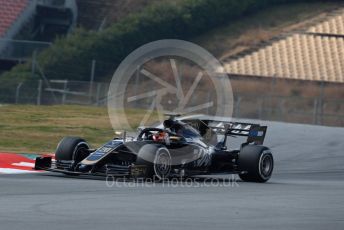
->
xmin=35 ymin=114 xmax=274 ymax=183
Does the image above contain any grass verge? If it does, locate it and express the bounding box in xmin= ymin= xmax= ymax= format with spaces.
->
xmin=0 ymin=105 xmax=157 ymax=153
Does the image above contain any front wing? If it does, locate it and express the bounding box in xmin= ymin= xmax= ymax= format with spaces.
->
xmin=34 ymin=156 xmax=148 ymax=177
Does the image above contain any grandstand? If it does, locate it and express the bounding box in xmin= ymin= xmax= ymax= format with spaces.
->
xmin=308 ymin=11 xmax=344 ymax=36
xmin=0 ymin=0 xmax=77 ymax=70
xmin=0 ymin=0 xmax=77 ymax=41
xmin=0 ymin=0 xmax=35 ymax=39
xmin=220 ymin=8 xmax=344 ymax=84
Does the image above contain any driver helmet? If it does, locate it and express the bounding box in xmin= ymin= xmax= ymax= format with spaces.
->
xmin=153 ymin=131 xmax=166 ymax=142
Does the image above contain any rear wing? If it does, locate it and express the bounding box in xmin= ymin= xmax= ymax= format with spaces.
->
xmin=182 ymin=118 xmax=267 ymax=145
xmin=199 ymin=121 xmax=268 ymax=145
xmin=220 ymin=122 xmax=267 ymax=145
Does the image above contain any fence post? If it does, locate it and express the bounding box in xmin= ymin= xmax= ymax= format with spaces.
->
xmin=15 ymin=82 xmax=23 ymax=104
xmin=134 ymin=65 xmax=140 ymax=107
xmin=31 ymin=50 xmax=37 ymax=78
xmin=313 ymin=98 xmax=318 ymax=125
xmin=269 ymin=75 xmax=277 ymax=119
xmin=89 ymin=59 xmax=96 ymax=102
xmin=36 ymin=62 xmax=58 ymax=103
xmin=37 ymin=80 xmax=42 ymax=105
xmin=318 ymin=81 xmax=325 ymax=125
xmin=62 ymin=80 xmax=68 ymax=105
xmin=95 ymin=82 xmax=101 ymax=106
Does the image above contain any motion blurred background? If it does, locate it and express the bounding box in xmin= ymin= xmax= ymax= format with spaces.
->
xmin=0 ymin=0 xmax=343 ymax=152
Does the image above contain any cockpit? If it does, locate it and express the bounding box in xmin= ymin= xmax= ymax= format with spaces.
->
xmin=137 ymin=119 xmax=201 ymax=144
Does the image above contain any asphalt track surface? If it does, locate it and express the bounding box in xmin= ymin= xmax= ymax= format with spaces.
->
xmin=1 ymin=121 xmax=344 ymax=230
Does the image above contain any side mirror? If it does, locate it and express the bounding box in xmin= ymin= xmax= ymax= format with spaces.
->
xmin=137 ymin=126 xmax=145 ymax=133
xmin=114 ymin=130 xmax=126 ymax=142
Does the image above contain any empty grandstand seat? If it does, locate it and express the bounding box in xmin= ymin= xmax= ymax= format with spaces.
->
xmin=222 ymin=33 xmax=344 ymax=83
xmin=218 ymin=9 xmax=344 ymax=83
xmin=0 ymin=0 xmax=29 ymax=37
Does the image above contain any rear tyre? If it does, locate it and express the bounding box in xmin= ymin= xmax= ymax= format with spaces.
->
xmin=136 ymin=144 xmax=172 ymax=180
xmin=237 ymin=145 xmax=273 ymax=183
xmin=55 ymin=137 xmax=90 ymax=164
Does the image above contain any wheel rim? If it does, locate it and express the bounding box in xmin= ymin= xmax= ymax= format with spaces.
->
xmin=154 ymin=149 xmax=171 ymax=180
xmin=73 ymin=143 xmax=89 ymax=163
xmin=259 ymin=154 xmax=273 ymax=179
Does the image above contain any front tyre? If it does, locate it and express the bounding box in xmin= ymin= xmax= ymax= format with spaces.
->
xmin=55 ymin=137 xmax=90 ymax=164
xmin=237 ymin=145 xmax=274 ymax=183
